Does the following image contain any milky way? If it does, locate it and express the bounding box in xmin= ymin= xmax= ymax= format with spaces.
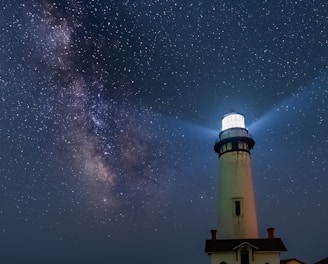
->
xmin=0 ymin=1 xmax=327 ymax=263
xmin=1 ymin=1 xmax=181 ymax=220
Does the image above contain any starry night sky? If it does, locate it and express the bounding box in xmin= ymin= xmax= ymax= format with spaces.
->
xmin=0 ymin=0 xmax=327 ymax=263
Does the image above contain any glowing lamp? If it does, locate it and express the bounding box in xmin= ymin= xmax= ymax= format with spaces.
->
xmin=221 ymin=113 xmax=245 ymax=131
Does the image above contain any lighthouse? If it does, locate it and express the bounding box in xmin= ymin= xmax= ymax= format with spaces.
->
xmin=205 ymin=112 xmax=287 ymax=264
xmin=214 ymin=112 xmax=258 ymax=239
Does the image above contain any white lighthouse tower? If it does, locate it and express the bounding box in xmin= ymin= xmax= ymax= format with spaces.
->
xmin=205 ymin=112 xmax=287 ymax=264
xmin=214 ymin=112 xmax=258 ymax=239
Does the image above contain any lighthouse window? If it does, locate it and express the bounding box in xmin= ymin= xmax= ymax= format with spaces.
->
xmin=232 ymin=198 xmax=243 ymax=217
xmin=239 ymin=142 xmax=246 ymax=149
xmin=226 ymin=142 xmax=232 ymax=150
xmin=235 ymin=201 xmax=241 ymax=216
xmin=232 ymin=141 xmax=238 ymax=150
xmin=221 ymin=144 xmax=227 ymax=152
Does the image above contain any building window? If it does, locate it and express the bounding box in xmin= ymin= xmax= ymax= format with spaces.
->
xmin=220 ymin=262 xmax=227 ymax=264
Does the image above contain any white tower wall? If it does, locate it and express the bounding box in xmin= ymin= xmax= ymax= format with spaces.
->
xmin=214 ymin=113 xmax=259 ymax=239
xmin=218 ymin=151 xmax=258 ymax=238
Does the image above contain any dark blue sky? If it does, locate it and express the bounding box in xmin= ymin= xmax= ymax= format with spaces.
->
xmin=0 ymin=0 xmax=327 ymax=263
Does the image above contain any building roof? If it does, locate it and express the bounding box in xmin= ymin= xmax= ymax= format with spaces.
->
xmin=205 ymin=238 xmax=287 ymax=253
xmin=314 ymin=257 xmax=328 ymax=264
xmin=280 ymin=258 xmax=306 ymax=264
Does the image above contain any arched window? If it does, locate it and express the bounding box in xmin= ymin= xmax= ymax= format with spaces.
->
xmin=220 ymin=261 xmax=227 ymax=264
